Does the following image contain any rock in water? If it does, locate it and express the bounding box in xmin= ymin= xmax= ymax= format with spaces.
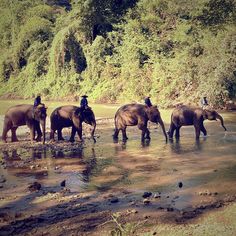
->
xmin=142 ymin=192 xmax=152 ymax=198
xmin=110 ymin=197 xmax=119 ymax=203
xmin=28 ymin=182 xmax=41 ymax=192
xmin=60 ymin=180 xmax=66 ymax=187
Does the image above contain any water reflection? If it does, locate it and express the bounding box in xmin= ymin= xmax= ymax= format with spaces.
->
xmin=30 ymin=148 xmax=47 ymax=159
xmin=0 ymin=146 xmax=98 ymax=188
xmin=141 ymin=139 xmax=151 ymax=148
xmin=2 ymin=149 xmax=21 ymax=160
xmin=169 ymin=138 xmax=206 ymax=155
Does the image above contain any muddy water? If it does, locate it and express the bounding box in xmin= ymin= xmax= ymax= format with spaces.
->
xmin=0 ymin=101 xmax=236 ymax=231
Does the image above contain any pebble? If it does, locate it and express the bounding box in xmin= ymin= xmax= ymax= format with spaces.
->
xmin=154 ymin=194 xmax=161 ymax=198
xmin=0 ymin=175 xmax=6 ymax=183
xmin=60 ymin=180 xmax=66 ymax=187
xmin=142 ymin=192 xmax=152 ymax=198
xmin=166 ymin=207 xmax=174 ymax=212
xmin=110 ymin=197 xmax=119 ymax=203
xmin=178 ymin=182 xmax=183 ymax=188
xmin=143 ymin=199 xmax=150 ymax=204
xmin=28 ymin=182 xmax=41 ymax=192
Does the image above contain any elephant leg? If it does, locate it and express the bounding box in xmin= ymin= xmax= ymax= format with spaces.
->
xmin=194 ymin=125 xmax=201 ymax=139
xmin=200 ymin=123 xmax=207 ymax=136
xmin=121 ymin=127 xmax=128 ymax=141
xmin=50 ymin=129 xmax=55 ymax=140
xmin=145 ymin=128 xmax=150 ymax=140
xmin=141 ymin=129 xmax=146 ymax=142
xmin=26 ymin=122 xmax=35 ymax=141
xmin=69 ymin=126 xmax=77 ymax=142
xmin=11 ymin=127 xmax=18 ymax=142
xmin=2 ymin=125 xmax=9 ymax=143
xmin=76 ymin=127 xmax=83 ymax=142
xmin=138 ymin=123 xmax=148 ymax=142
xmin=175 ymin=127 xmax=180 ymax=139
xmin=57 ymin=129 xmax=64 ymax=141
xmin=113 ymin=128 xmax=120 ymax=139
xmin=168 ymin=123 xmax=176 ymax=139
xmin=35 ymin=122 xmax=42 ymax=142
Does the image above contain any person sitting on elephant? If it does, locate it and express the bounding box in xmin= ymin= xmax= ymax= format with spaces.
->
xmin=33 ymin=95 xmax=43 ymax=118
xmin=34 ymin=95 xmax=42 ymax=107
xmin=144 ymin=96 xmax=152 ymax=107
xmin=80 ymin=95 xmax=88 ymax=110
xmin=200 ymin=96 xmax=209 ymax=109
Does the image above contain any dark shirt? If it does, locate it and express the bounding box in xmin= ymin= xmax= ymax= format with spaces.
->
xmin=80 ymin=97 xmax=88 ymax=108
xmin=201 ymin=97 xmax=208 ymax=106
xmin=144 ymin=97 xmax=152 ymax=107
xmin=34 ymin=96 xmax=41 ymax=107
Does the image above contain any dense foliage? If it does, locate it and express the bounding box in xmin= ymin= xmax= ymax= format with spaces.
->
xmin=0 ymin=0 xmax=235 ymax=107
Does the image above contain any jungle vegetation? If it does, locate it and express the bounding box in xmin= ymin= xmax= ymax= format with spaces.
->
xmin=0 ymin=0 xmax=235 ymax=107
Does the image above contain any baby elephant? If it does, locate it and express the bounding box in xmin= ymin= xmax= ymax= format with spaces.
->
xmin=113 ymin=104 xmax=167 ymax=142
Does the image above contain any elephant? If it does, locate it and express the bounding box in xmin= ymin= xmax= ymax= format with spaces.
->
xmin=168 ymin=105 xmax=227 ymax=139
xmin=2 ymin=104 xmax=47 ymax=143
xmin=50 ymin=105 xmax=96 ymax=142
xmin=113 ymin=104 xmax=168 ymax=142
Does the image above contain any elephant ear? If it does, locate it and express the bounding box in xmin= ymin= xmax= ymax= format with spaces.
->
xmin=74 ymin=107 xmax=82 ymax=117
xmin=202 ymin=109 xmax=208 ymax=119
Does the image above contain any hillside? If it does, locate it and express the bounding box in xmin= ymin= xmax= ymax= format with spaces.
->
xmin=0 ymin=0 xmax=235 ymax=107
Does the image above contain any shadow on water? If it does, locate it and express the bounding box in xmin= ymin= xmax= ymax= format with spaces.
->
xmin=169 ymin=138 xmax=206 ymax=155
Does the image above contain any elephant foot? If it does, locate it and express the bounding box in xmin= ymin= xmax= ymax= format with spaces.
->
xmin=58 ymin=137 xmax=65 ymax=141
xmin=92 ymin=137 xmax=96 ymax=143
xmin=2 ymin=139 xmax=7 ymax=143
xmin=36 ymin=136 xmax=42 ymax=142
xmin=112 ymin=134 xmax=118 ymax=140
xmin=69 ymin=138 xmax=75 ymax=143
xmin=11 ymin=138 xmax=19 ymax=142
xmin=122 ymin=137 xmax=128 ymax=142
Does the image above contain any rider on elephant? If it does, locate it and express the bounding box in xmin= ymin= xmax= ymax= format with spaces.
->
xmin=33 ymin=95 xmax=44 ymax=118
xmin=34 ymin=95 xmax=42 ymax=107
xmin=80 ymin=95 xmax=88 ymax=110
xmin=144 ymin=96 xmax=152 ymax=107
xmin=200 ymin=96 xmax=209 ymax=109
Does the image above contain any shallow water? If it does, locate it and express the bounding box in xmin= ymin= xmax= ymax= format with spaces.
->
xmin=0 ymin=100 xmax=236 ymax=214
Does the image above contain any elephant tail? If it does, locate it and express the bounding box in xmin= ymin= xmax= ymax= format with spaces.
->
xmin=114 ymin=113 xmax=123 ymax=129
xmin=114 ymin=114 xmax=118 ymax=128
xmin=2 ymin=116 xmax=11 ymax=142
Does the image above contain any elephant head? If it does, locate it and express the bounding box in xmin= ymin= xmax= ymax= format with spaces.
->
xmin=33 ymin=104 xmax=47 ymax=143
xmin=203 ymin=109 xmax=227 ymax=131
xmin=145 ymin=105 xmax=168 ymax=141
xmin=73 ymin=107 xmax=96 ymax=139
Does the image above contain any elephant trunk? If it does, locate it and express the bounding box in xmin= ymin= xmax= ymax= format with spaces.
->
xmin=215 ymin=113 xmax=227 ymax=131
xmin=158 ymin=118 xmax=168 ymax=142
xmin=40 ymin=119 xmax=46 ymax=144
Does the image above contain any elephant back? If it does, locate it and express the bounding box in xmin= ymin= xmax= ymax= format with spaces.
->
xmin=51 ymin=105 xmax=78 ymax=119
xmin=50 ymin=105 xmax=78 ymax=129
